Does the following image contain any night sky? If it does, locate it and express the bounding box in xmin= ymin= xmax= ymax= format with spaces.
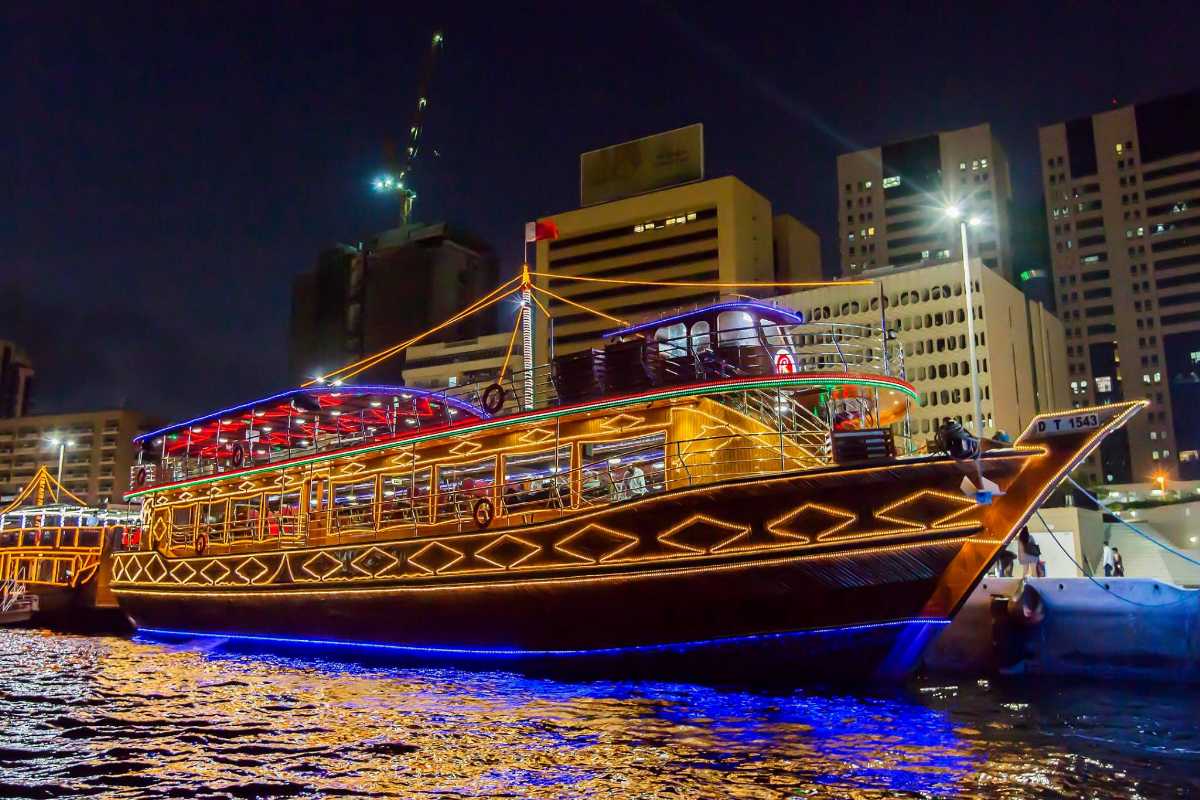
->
xmin=4 ymin=2 xmax=1197 ymax=421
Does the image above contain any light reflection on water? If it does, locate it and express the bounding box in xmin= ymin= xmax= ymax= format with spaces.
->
xmin=0 ymin=629 xmax=1196 ymax=798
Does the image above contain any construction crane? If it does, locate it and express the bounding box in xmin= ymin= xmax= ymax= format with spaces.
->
xmin=373 ymin=30 xmax=444 ymax=225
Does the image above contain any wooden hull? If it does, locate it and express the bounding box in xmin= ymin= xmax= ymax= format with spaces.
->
xmin=113 ymin=402 xmax=1144 ymax=680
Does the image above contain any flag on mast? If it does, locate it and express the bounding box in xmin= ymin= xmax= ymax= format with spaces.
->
xmin=525 ymin=220 xmax=559 ymax=243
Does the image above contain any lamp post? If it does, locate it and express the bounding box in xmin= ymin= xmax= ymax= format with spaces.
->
xmin=46 ymin=436 xmax=73 ymax=502
xmin=945 ymin=207 xmax=985 ymax=439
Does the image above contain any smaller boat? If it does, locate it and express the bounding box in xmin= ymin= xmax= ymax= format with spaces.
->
xmin=0 ymin=466 xmax=139 ymax=628
xmin=0 ymin=580 xmax=38 ymax=625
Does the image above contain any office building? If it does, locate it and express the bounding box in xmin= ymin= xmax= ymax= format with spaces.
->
xmin=837 ymin=123 xmax=1014 ymax=281
xmin=776 ymin=259 xmax=1067 ymax=442
xmin=400 ymin=332 xmax=525 ymax=391
xmin=289 ymin=222 xmax=501 ymax=384
xmin=1038 ymin=89 xmax=1200 ymax=482
xmin=534 ymin=176 xmax=821 ymax=357
xmin=0 ymin=341 xmax=34 ymax=418
xmin=0 ymin=409 xmax=162 ymax=504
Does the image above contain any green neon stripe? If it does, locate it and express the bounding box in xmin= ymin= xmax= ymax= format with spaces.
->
xmin=126 ymin=375 xmax=917 ymax=499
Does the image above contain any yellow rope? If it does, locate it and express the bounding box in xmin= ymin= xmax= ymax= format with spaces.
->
xmin=531 ymin=284 xmax=628 ymax=326
xmin=528 ymin=271 xmax=874 ymax=288
xmin=302 ymin=276 xmax=522 ymax=387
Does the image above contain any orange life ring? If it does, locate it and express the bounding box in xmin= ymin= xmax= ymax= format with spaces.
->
xmin=195 ymin=532 xmax=208 ymax=556
xmin=135 ymin=466 xmax=148 ymax=487
xmin=231 ymin=444 xmax=245 ymax=468
xmin=472 ymin=497 xmax=494 ymax=529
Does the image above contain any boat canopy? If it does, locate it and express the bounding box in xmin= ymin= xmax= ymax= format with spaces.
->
xmin=604 ymin=301 xmax=805 ymax=339
xmin=135 ymin=385 xmax=488 ymax=461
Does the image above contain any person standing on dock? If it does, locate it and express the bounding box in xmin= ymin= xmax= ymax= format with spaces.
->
xmin=1113 ymin=547 xmax=1125 ymax=577
xmin=1102 ymin=542 xmax=1116 ymax=577
xmin=1017 ymin=526 xmax=1040 ymax=579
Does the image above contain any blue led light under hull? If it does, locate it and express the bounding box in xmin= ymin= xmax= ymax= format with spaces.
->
xmin=135 ymin=617 xmax=950 ymax=660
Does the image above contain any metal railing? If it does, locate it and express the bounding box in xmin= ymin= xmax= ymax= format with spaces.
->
xmin=138 ymin=321 xmax=909 ymax=490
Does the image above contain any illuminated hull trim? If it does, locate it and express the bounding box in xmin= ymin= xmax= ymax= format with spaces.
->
xmin=134 ymin=617 xmax=949 ymax=658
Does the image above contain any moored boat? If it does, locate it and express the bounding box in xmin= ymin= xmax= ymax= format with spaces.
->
xmin=110 ymin=281 xmax=1142 ymax=679
xmin=0 ymin=466 xmax=139 ymax=628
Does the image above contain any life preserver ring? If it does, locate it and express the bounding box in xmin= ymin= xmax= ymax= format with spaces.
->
xmin=134 ymin=466 xmax=148 ymax=487
xmin=195 ymin=532 xmax=208 ymax=556
xmin=481 ymin=383 xmax=506 ymax=415
xmin=230 ymin=443 xmax=245 ymax=468
xmin=472 ymin=497 xmax=494 ymax=529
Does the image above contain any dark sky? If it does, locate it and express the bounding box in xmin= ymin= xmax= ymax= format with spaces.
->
xmin=4 ymin=2 xmax=1197 ymax=421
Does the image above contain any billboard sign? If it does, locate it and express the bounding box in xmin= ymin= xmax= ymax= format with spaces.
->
xmin=580 ymin=124 xmax=704 ymax=207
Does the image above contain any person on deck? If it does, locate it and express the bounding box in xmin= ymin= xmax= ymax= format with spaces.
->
xmin=628 ymin=462 xmax=648 ymax=498
xmin=1113 ymin=547 xmax=1125 ymax=577
xmin=1102 ymin=541 xmax=1116 ymax=577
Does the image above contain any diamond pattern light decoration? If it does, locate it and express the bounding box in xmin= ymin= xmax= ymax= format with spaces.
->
xmin=350 ymin=546 xmax=400 ymax=578
xmin=599 ymin=413 xmax=645 ymax=431
xmin=766 ymin=503 xmax=857 ymax=543
xmin=475 ymin=534 xmax=541 ymax=570
xmin=338 ymin=461 xmax=366 ymax=475
xmin=658 ymin=515 xmax=750 ymax=554
xmin=448 ymin=439 xmax=484 ymax=457
xmin=409 ymin=541 xmax=465 ymax=574
xmin=234 ymin=556 xmax=270 ymax=584
xmin=141 ymin=554 xmax=168 ymax=584
xmin=301 ymin=551 xmax=344 ymax=581
xmin=169 ymin=560 xmax=198 ymax=584
xmin=518 ymin=427 xmax=556 ymax=445
xmin=874 ymin=490 xmax=981 ymax=532
xmin=199 ymin=559 xmax=231 ymax=585
xmin=555 ymin=524 xmax=638 ymax=564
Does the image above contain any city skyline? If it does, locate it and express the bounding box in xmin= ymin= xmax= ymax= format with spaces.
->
xmin=3 ymin=3 xmax=1198 ymax=419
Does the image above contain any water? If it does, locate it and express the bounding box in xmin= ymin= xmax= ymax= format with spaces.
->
xmin=0 ymin=629 xmax=1197 ymax=799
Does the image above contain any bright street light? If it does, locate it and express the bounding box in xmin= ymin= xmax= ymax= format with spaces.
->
xmin=943 ymin=205 xmax=986 ymax=441
xmin=44 ymin=435 xmax=74 ymax=502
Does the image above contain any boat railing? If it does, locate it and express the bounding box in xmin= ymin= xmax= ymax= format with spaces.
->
xmin=154 ymin=418 xmax=921 ymax=557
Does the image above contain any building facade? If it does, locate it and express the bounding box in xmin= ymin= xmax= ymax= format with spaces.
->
xmin=534 ymin=176 xmax=821 ymax=358
xmin=1038 ymin=89 xmax=1200 ymax=483
xmin=776 ymin=259 xmax=1067 ymax=444
xmin=837 ymin=123 xmax=1014 ymax=281
xmin=400 ymin=332 xmax=525 ymax=392
xmin=0 ymin=341 xmax=34 ymax=418
xmin=289 ymin=222 xmax=501 ymax=385
xmin=0 ymin=410 xmax=162 ymax=505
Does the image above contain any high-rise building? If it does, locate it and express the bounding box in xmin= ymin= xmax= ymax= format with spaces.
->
xmin=837 ymin=123 xmax=1014 ymax=281
xmin=533 ymin=176 xmax=821 ymax=358
xmin=0 ymin=409 xmax=161 ymax=504
xmin=289 ymin=222 xmax=501 ymax=384
xmin=1038 ymin=89 xmax=1200 ymax=483
xmin=776 ymin=259 xmax=1067 ymax=443
xmin=0 ymin=341 xmax=34 ymax=418
xmin=400 ymin=332 xmax=526 ymax=391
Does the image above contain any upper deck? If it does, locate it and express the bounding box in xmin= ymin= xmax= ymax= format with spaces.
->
xmin=130 ymin=299 xmax=914 ymax=497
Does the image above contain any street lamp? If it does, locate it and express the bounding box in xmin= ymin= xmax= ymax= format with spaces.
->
xmin=945 ymin=206 xmax=985 ymax=439
xmin=45 ymin=435 xmax=74 ymax=502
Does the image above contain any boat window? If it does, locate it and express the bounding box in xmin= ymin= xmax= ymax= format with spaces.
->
xmin=437 ymin=457 xmax=495 ymax=522
xmin=717 ymin=310 xmax=757 ymax=345
xmin=502 ymin=446 xmax=571 ymax=516
xmin=170 ymin=504 xmax=195 ymax=549
xmin=758 ymin=319 xmax=790 ymax=348
xmin=229 ymin=495 xmax=263 ymax=543
xmin=690 ymin=320 xmax=712 ymax=353
xmin=265 ymin=491 xmax=302 ymax=542
xmin=380 ymin=467 xmax=432 ymax=528
xmin=580 ymin=432 xmax=666 ymax=505
xmin=654 ymin=323 xmax=688 ymax=358
xmin=332 ymin=478 xmax=377 ymax=534
xmin=199 ymin=499 xmax=228 ymax=546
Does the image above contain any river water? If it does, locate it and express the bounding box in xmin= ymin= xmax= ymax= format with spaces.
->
xmin=0 ymin=629 xmax=1196 ymax=799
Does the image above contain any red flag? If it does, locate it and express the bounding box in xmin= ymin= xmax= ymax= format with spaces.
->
xmin=525 ymin=220 xmax=559 ymax=243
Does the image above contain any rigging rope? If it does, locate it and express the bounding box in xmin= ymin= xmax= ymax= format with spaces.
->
xmin=527 ymin=271 xmax=874 ymax=289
